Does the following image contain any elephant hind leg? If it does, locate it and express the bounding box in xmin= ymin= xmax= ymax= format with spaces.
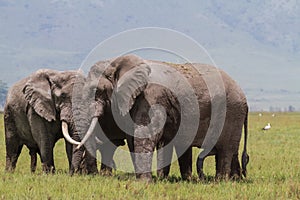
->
xmin=5 ymin=143 xmax=23 ymax=172
xmin=4 ymin=112 xmax=23 ymax=172
xmin=215 ymin=150 xmax=233 ymax=180
xmin=197 ymin=148 xmax=217 ymax=180
xmin=196 ymin=154 xmax=206 ymax=180
xmin=175 ymin=146 xmax=192 ymax=180
xmin=156 ymin=139 xmax=173 ymax=179
xmin=28 ymin=147 xmax=38 ymax=173
xmin=230 ymin=153 xmax=242 ymax=180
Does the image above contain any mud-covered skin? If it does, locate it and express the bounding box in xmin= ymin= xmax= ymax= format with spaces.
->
xmin=84 ymin=55 xmax=249 ymax=181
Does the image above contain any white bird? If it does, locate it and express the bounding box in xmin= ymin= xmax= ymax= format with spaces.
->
xmin=258 ymin=113 xmax=262 ymax=117
xmin=262 ymin=123 xmax=271 ymax=130
xmin=272 ymin=114 xmax=275 ymax=117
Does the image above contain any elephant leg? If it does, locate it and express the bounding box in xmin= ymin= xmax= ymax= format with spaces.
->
xmin=134 ymin=135 xmax=155 ymax=181
xmin=37 ymin=138 xmax=56 ymax=174
xmin=85 ymin=137 xmax=98 ymax=175
xmin=65 ymin=141 xmax=73 ymax=173
xmin=4 ymin=112 xmax=23 ymax=172
xmin=84 ymin=149 xmax=98 ymax=175
xmin=196 ymin=153 xmax=206 ymax=180
xmin=215 ymin=150 xmax=233 ymax=180
xmin=99 ymin=142 xmax=118 ymax=175
xmin=29 ymin=115 xmax=54 ymax=173
xmin=28 ymin=148 xmax=38 ymax=173
xmin=126 ymin=134 xmax=136 ymax=172
xmin=230 ymin=153 xmax=242 ymax=180
xmin=5 ymin=142 xmax=23 ymax=172
xmin=156 ymin=139 xmax=173 ymax=179
xmin=215 ymin=153 xmax=220 ymax=175
xmin=175 ymin=146 xmax=192 ymax=180
xmin=39 ymin=143 xmax=55 ymax=174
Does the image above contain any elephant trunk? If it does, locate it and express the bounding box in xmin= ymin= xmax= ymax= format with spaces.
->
xmin=76 ymin=117 xmax=100 ymax=149
xmin=71 ymin=91 xmax=98 ymax=174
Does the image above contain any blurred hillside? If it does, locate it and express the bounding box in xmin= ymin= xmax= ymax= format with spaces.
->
xmin=0 ymin=0 xmax=299 ymax=111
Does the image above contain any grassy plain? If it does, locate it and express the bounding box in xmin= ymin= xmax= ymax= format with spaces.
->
xmin=0 ymin=112 xmax=299 ymax=199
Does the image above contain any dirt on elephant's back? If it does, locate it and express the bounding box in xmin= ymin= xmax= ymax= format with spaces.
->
xmin=150 ymin=60 xmax=218 ymax=78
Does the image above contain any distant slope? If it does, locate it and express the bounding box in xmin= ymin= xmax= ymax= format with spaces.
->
xmin=0 ymin=0 xmax=299 ymax=110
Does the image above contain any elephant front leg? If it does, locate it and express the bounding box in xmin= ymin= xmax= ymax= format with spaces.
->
xmin=65 ymin=141 xmax=73 ymax=174
xmin=40 ymin=145 xmax=55 ymax=174
xmin=99 ymin=142 xmax=118 ymax=176
xmin=134 ymin=131 xmax=156 ymax=181
xmin=37 ymin=135 xmax=55 ymax=174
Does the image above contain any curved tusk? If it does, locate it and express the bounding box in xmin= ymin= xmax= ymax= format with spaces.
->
xmin=76 ymin=117 xmax=99 ymax=150
xmin=95 ymin=136 xmax=103 ymax=145
xmin=62 ymin=122 xmax=81 ymax=145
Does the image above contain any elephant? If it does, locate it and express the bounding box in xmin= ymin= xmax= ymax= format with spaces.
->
xmin=72 ymin=60 xmax=126 ymax=175
xmin=4 ymin=69 xmax=98 ymax=173
xmin=77 ymin=54 xmax=249 ymax=181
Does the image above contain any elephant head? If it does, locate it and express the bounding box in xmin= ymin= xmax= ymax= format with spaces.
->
xmin=23 ymin=69 xmax=83 ymax=144
xmin=77 ymin=55 xmax=151 ymax=149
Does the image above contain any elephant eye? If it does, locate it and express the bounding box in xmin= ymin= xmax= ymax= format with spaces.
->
xmin=60 ymin=92 xmax=67 ymax=98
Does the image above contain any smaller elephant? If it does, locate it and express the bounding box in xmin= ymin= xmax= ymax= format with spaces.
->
xmin=4 ymin=69 xmax=88 ymax=173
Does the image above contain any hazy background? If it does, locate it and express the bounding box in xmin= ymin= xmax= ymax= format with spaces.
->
xmin=0 ymin=0 xmax=299 ymax=111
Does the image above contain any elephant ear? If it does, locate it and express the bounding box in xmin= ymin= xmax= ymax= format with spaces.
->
xmin=23 ymin=69 xmax=57 ymax=122
xmin=112 ymin=59 xmax=151 ymax=116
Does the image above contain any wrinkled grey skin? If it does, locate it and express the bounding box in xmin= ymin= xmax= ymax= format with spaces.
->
xmin=78 ymin=60 xmax=126 ymax=174
xmin=196 ymin=116 xmax=249 ymax=180
xmin=81 ymin=55 xmax=249 ymax=181
xmin=4 ymin=69 xmax=97 ymax=174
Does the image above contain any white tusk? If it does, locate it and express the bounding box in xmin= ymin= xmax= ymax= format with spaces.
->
xmin=62 ymin=122 xmax=81 ymax=145
xmin=76 ymin=117 xmax=99 ymax=150
xmin=95 ymin=136 xmax=103 ymax=145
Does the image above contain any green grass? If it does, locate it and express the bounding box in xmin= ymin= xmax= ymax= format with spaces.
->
xmin=0 ymin=112 xmax=300 ymax=199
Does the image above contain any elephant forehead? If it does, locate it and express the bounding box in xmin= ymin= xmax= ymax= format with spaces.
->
xmin=97 ymin=78 xmax=112 ymax=89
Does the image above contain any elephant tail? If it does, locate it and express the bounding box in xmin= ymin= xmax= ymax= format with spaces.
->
xmin=242 ymin=108 xmax=249 ymax=177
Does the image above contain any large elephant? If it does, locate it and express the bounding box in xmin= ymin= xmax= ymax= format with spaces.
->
xmin=77 ymin=54 xmax=249 ymax=181
xmin=4 ymin=69 xmax=97 ymax=173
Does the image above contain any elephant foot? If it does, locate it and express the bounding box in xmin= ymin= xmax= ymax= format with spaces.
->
xmin=86 ymin=166 xmax=98 ymax=175
xmin=215 ymin=173 xmax=230 ymax=181
xmin=157 ymin=169 xmax=168 ymax=180
xmin=41 ymin=163 xmax=55 ymax=174
xmin=99 ymin=169 xmax=113 ymax=176
xmin=5 ymin=166 xmax=15 ymax=173
xmin=198 ymin=171 xmax=205 ymax=181
xmin=230 ymin=173 xmax=242 ymax=181
xmin=100 ymin=164 xmax=113 ymax=176
xmin=181 ymin=172 xmax=192 ymax=181
xmin=136 ymin=173 xmax=152 ymax=182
